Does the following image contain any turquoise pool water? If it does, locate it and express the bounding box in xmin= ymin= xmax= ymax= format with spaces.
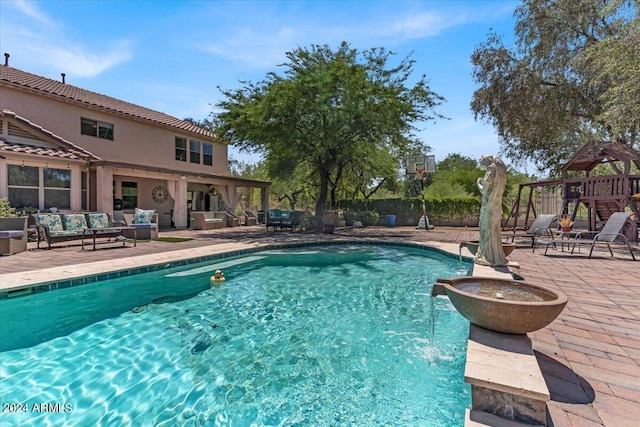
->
xmin=0 ymin=244 xmax=472 ymax=426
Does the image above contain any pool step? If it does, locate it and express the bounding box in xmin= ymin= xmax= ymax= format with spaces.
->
xmin=6 ymin=287 xmax=32 ymax=298
xmin=466 ymin=409 xmax=536 ymax=426
xmin=464 ymin=325 xmax=550 ymax=426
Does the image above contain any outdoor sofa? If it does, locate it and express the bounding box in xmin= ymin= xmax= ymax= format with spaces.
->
xmin=191 ymin=211 xmax=225 ymax=230
xmin=0 ymin=216 xmax=28 ymax=255
xmin=266 ymin=209 xmax=304 ymax=231
xmin=34 ymin=213 xmax=135 ymax=250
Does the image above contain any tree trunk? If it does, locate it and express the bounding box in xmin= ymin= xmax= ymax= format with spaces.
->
xmin=315 ymin=169 xmax=330 ymax=229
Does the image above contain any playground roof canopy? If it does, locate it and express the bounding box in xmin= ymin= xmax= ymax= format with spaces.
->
xmin=562 ymin=141 xmax=640 ymax=174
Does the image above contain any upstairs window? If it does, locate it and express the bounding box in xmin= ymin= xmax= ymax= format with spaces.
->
xmin=190 ymin=140 xmax=201 ymax=164
xmin=203 ymin=143 xmax=213 ymax=166
xmin=81 ymin=117 xmax=114 ymax=140
xmin=175 ymin=137 xmax=187 ymax=161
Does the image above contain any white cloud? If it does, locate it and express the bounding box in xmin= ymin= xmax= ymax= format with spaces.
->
xmin=200 ymin=26 xmax=298 ymax=70
xmin=388 ymin=11 xmax=462 ymax=39
xmin=196 ymin=1 xmax=513 ymax=69
xmin=5 ymin=0 xmax=55 ymax=27
xmin=37 ymin=41 xmax=133 ymax=78
xmin=1 ymin=1 xmax=132 ymax=77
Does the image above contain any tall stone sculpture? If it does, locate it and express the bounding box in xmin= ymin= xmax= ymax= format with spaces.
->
xmin=476 ymin=155 xmax=509 ymax=266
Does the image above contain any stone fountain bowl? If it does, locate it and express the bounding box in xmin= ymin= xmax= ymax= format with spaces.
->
xmin=432 ymin=276 xmax=568 ymax=334
xmin=458 ymin=240 xmax=516 ymax=257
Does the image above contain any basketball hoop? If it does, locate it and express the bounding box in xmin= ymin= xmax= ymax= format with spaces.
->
xmin=404 ymin=155 xmax=436 ymax=231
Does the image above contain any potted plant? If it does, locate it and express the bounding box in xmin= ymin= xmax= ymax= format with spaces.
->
xmin=323 ymin=211 xmax=339 ymax=234
xmin=558 ymin=215 xmax=574 ymax=232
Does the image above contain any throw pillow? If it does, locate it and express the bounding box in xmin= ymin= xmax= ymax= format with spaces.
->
xmin=133 ymin=208 xmax=155 ymax=224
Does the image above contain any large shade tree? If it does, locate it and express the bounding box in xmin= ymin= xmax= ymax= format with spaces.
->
xmin=214 ymin=42 xmax=444 ymax=224
xmin=471 ymin=0 xmax=639 ymax=173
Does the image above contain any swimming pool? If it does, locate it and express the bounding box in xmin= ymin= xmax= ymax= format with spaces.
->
xmin=0 ymin=244 xmax=472 ymax=426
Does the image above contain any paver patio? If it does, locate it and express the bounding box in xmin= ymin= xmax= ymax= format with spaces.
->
xmin=1 ymin=225 xmax=638 ymax=426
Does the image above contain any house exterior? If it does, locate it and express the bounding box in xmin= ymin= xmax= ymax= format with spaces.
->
xmin=0 ymin=59 xmax=269 ymax=228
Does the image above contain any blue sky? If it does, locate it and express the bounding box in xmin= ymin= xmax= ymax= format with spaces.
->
xmin=1 ymin=0 xmax=525 ymax=170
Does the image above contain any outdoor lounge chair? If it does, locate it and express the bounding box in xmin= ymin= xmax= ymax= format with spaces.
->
xmin=280 ymin=210 xmax=302 ymax=231
xmin=224 ymin=210 xmax=240 ymax=227
xmin=266 ymin=209 xmax=283 ymax=231
xmin=502 ymin=214 xmax=557 ymax=248
xmin=244 ymin=210 xmax=258 ymax=226
xmin=121 ymin=209 xmax=159 ymax=240
xmin=536 ymin=211 xmax=637 ymax=260
xmin=0 ymin=217 xmax=28 ymax=255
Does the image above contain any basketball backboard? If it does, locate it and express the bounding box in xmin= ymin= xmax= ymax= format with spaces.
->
xmin=405 ymin=155 xmax=436 ymax=175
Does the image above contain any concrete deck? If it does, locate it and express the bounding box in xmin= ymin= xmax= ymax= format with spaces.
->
xmin=0 ymin=225 xmax=638 ymax=426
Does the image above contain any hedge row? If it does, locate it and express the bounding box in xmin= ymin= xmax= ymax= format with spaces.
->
xmin=338 ymin=197 xmax=481 ymax=226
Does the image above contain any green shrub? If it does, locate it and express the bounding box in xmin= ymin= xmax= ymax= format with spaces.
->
xmin=0 ymin=198 xmax=16 ymax=218
xmin=358 ymin=210 xmax=379 ymax=227
xmin=343 ymin=210 xmax=357 ymax=226
xmin=299 ymin=212 xmax=313 ymax=229
xmin=18 ymin=206 xmax=38 ymax=216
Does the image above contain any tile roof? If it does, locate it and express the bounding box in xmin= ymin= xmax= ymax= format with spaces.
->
xmin=1 ymin=109 xmax=100 ymax=161
xmin=0 ymin=66 xmax=216 ymax=140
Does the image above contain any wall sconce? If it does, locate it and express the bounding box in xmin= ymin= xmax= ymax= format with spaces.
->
xmin=181 ymin=175 xmax=187 ymax=180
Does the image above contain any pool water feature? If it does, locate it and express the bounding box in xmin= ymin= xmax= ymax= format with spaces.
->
xmin=1 ymin=244 xmax=472 ymax=426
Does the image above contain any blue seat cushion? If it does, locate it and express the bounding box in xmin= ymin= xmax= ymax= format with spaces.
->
xmin=0 ymin=230 xmax=24 ymax=239
xmin=131 ymin=223 xmax=156 ymax=229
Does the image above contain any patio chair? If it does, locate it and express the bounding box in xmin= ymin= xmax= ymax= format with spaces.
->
xmin=545 ymin=212 xmax=636 ymax=261
xmin=280 ymin=210 xmax=302 ymax=232
xmin=502 ymin=214 xmax=557 ymax=248
xmin=0 ymin=217 xmax=28 ymax=255
xmin=224 ymin=210 xmax=240 ymax=227
xmin=536 ymin=211 xmax=637 ymax=260
xmin=266 ymin=209 xmax=282 ymax=231
xmin=244 ymin=210 xmax=258 ymax=226
xmin=121 ymin=209 xmax=159 ymax=240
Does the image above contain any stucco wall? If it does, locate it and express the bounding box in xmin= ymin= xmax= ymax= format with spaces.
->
xmin=0 ymin=87 xmax=228 ymax=176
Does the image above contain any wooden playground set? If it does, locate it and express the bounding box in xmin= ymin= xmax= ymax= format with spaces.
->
xmin=504 ymin=141 xmax=640 ymax=241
